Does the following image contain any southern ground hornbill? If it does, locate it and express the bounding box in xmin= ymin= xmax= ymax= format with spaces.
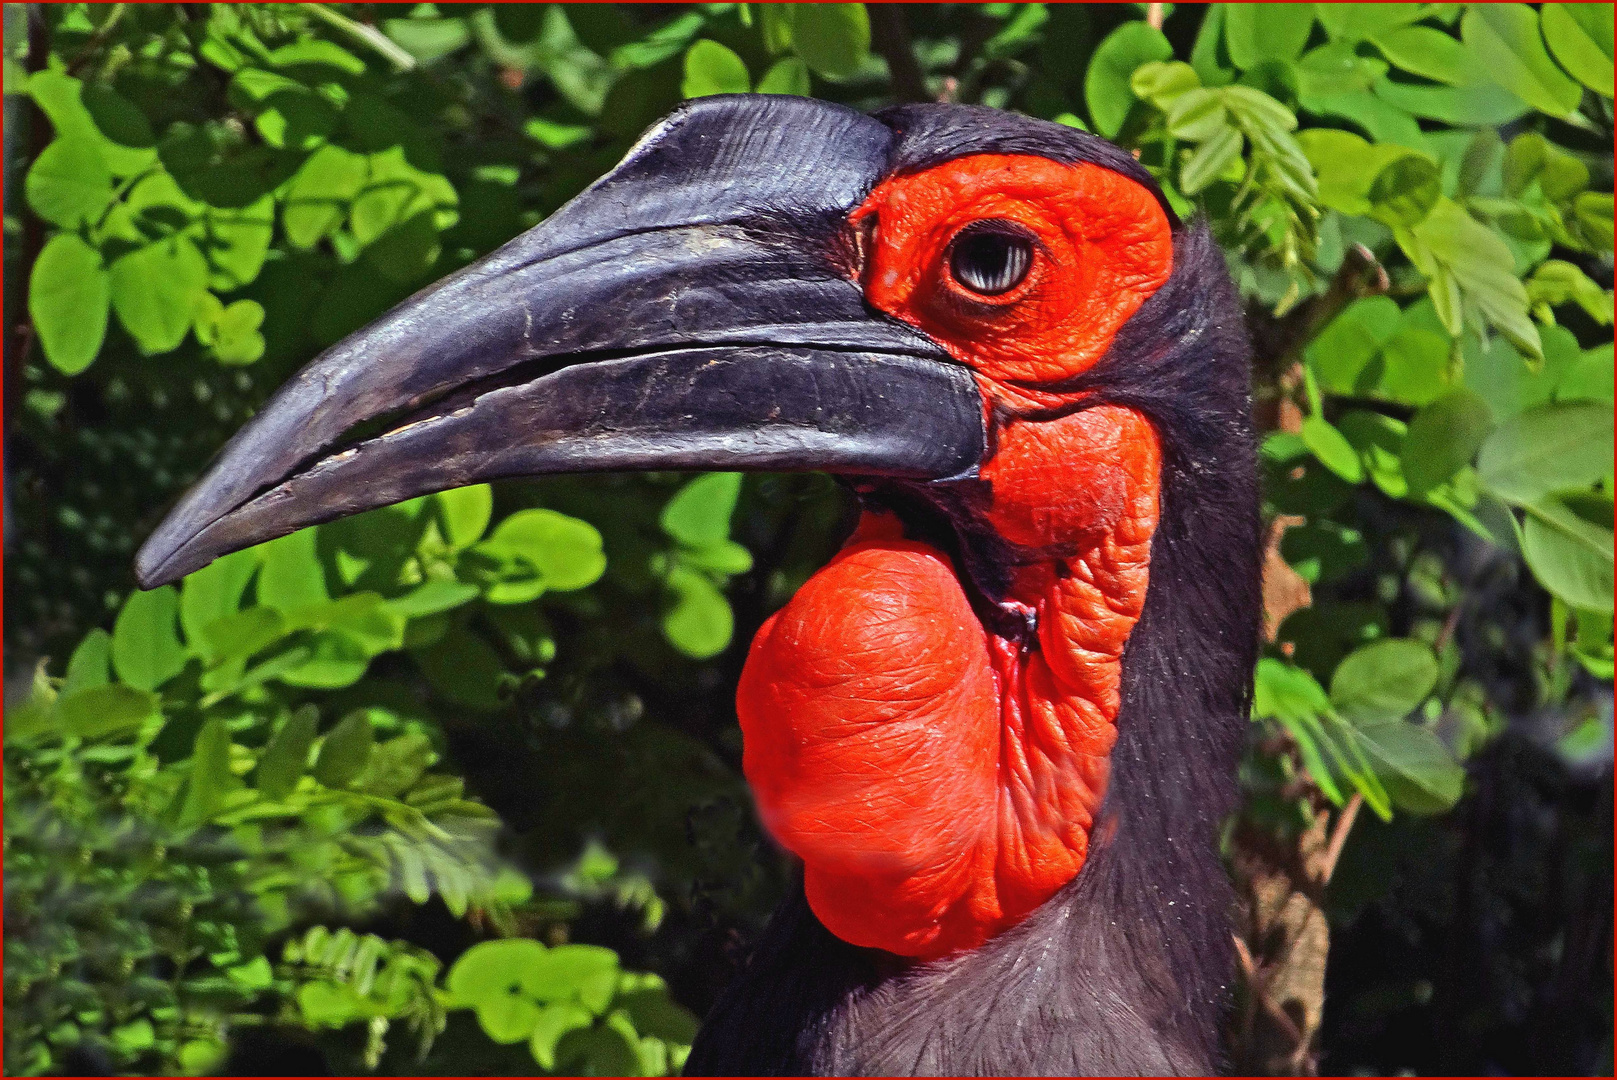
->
xmin=137 ymin=96 xmax=1262 ymax=1075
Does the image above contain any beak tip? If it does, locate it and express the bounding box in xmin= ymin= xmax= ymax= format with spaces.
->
xmin=134 ymin=527 xmax=195 ymax=591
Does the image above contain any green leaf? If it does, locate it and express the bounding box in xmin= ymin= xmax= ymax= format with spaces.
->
xmin=1085 ymin=21 xmax=1173 ymax=137
xmin=1295 ymin=40 xmax=1387 ymax=99
xmin=679 ymin=539 xmax=754 ymax=576
xmin=1131 ymin=60 xmax=1203 ymax=111
xmin=1522 ymin=494 xmax=1615 ymax=612
xmin=276 ymin=631 xmax=373 ymax=689
xmin=313 ymin=710 xmax=375 ymax=787
xmin=230 ymin=69 xmax=338 ymax=150
xmin=480 ymin=509 xmax=606 ymax=599
xmin=1301 ymin=415 xmax=1364 ymax=483
xmin=1307 ymin=295 xmax=1402 ymax=392
xmin=179 ymin=548 xmax=261 ymax=647
xmin=1503 ymin=132 xmax=1590 ymax=200
xmin=1540 ymin=3 xmax=1614 ymax=94
xmin=524 ymin=944 xmax=621 ymax=1011
xmin=384 ymin=15 xmax=472 ymax=64
xmin=1319 ymin=711 xmax=1394 ymax=820
xmin=55 ymin=684 xmax=160 ymax=740
xmin=1476 ymin=403 xmax=1614 ymax=506
xmin=109 ymin=236 xmax=210 ymax=355
xmin=176 ymin=1039 xmax=227 ymax=1077
xmin=662 ymin=567 xmax=733 ymax=659
xmin=448 ymin=939 xmax=549 ymax=1042
xmin=1348 ymin=717 xmax=1465 ymax=814
xmin=268 ymin=38 xmax=367 ymax=76
xmin=1402 ymin=389 xmax=1494 ymax=497
xmin=388 ymin=579 xmax=479 ymax=618
xmin=755 ymin=56 xmax=811 ymax=96
xmin=556 ymin=1019 xmax=641 ymax=1077
xmin=660 ymin=473 xmax=743 ymax=547
xmin=983 ymin=3 xmax=1050 ymax=61
xmin=1297 ymin=130 xmax=1418 ymax=216
xmin=27 ymin=70 xmax=158 ymax=176
xmin=1224 ymin=4 xmax=1315 ymax=68
xmin=682 ymin=40 xmax=750 ymax=98
xmin=530 ymin=1004 xmax=595 ymax=1071
xmin=786 ymin=3 xmax=871 ymax=79
xmin=1281 ymin=519 xmax=1368 ymax=584
xmin=615 ymin=975 xmax=701 ymax=1043
xmin=281 ymin=144 xmax=368 ymax=250
xmin=28 ymin=233 xmax=110 ymax=375
xmin=1369 ymin=24 xmax=1492 ymax=85
xmin=113 ymin=586 xmax=189 ymax=691
xmin=288 ymin=593 xmax=405 ymax=653
xmin=1253 ymin=656 xmax=1333 ymax=720
xmin=1556 ymin=344 xmax=1615 ymax=405
xmin=1573 ymin=192 xmax=1614 ymax=250
xmin=1179 ymin=123 xmax=1244 ymax=194
xmin=202 ymin=196 xmax=275 ymax=291
xmin=257 ymin=528 xmax=331 ymax=612
xmin=350 ymin=147 xmax=458 ymax=245
xmin=1331 ymin=639 xmax=1439 ymax=722
xmin=449 ymin=938 xmax=548 ymax=1002
xmin=1337 ymin=411 xmax=1408 ymax=498
xmin=194 ymin=296 xmax=267 ymax=365
xmin=1189 ymin=2 xmax=1233 ymax=86
xmin=414 ymin=626 xmax=509 ymax=712
xmin=257 ymin=706 xmax=318 ymax=799
xmin=1461 ymin=4 xmax=1583 ymax=118
xmin=1406 ymin=198 xmax=1541 ymax=361
xmin=196 ymin=606 xmax=286 ymax=665
xmin=353 ymin=730 xmax=435 ymax=798
xmin=1371 ymin=76 xmax=1531 ymax=127
xmin=296 ymin=981 xmax=367 ymax=1028
xmin=179 ymin=718 xmax=240 ymax=827
xmin=1164 ymin=87 xmax=1230 ymax=141
xmin=1375 ymin=325 xmax=1453 ymax=406
xmin=1301 ymin=80 xmax=1429 ymax=150
xmin=111 ymin=1020 xmax=156 ymax=1056
xmin=1368 ymin=154 xmax=1441 ymax=227
xmin=1527 ymin=260 xmax=1612 ymax=325
xmin=25 ymin=137 xmax=113 ymax=228
xmin=1316 ymin=3 xmax=1423 ymax=44
xmin=525 ymin=117 xmax=593 ymax=150
xmin=63 ymin=628 xmax=112 ymax=696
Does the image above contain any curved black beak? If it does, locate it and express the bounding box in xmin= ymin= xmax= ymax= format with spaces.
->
xmin=136 ymin=96 xmax=985 ymax=588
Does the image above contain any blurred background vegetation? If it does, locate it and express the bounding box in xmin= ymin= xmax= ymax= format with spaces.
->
xmin=2 ymin=2 xmax=1611 ymax=1075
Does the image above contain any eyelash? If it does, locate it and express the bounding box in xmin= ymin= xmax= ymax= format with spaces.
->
xmin=941 ymin=223 xmax=1043 ymax=310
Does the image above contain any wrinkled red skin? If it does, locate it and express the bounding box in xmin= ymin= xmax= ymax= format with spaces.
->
xmin=738 ymin=157 xmax=1174 ymax=959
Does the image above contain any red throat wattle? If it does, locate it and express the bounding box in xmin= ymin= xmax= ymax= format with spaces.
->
xmin=737 ymin=155 xmax=1175 ymax=959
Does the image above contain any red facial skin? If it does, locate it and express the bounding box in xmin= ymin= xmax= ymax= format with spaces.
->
xmin=738 ymin=156 xmax=1174 ymax=959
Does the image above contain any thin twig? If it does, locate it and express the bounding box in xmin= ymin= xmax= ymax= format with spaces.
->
xmin=1232 ymin=932 xmax=1305 ymax=1045
xmin=63 ymin=2 xmax=125 ymax=76
xmin=300 ymin=3 xmax=416 ymax=71
xmin=869 ymin=4 xmax=926 ymax=103
xmin=1318 ymin=792 xmax=1362 ymax=885
xmin=1146 ymin=3 xmax=1166 ymax=30
xmin=1434 ymin=600 xmax=1464 ymax=654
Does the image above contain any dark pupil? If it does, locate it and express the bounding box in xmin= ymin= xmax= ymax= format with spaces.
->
xmin=951 ymin=229 xmax=1032 ymax=296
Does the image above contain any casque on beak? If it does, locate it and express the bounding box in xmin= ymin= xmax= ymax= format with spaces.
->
xmin=135 ymin=96 xmax=986 ymax=589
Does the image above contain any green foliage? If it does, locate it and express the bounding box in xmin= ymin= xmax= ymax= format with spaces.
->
xmin=6 ymin=4 xmax=1611 ymax=1076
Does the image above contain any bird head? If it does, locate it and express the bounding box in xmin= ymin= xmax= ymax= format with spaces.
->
xmin=137 ymin=96 xmax=1258 ymax=964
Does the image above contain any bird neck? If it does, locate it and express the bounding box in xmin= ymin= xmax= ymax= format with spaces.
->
xmin=736 ymin=396 xmax=1163 ymax=960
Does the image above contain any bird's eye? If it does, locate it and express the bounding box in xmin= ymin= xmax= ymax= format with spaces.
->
xmin=949 ymin=222 xmax=1035 ymax=297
